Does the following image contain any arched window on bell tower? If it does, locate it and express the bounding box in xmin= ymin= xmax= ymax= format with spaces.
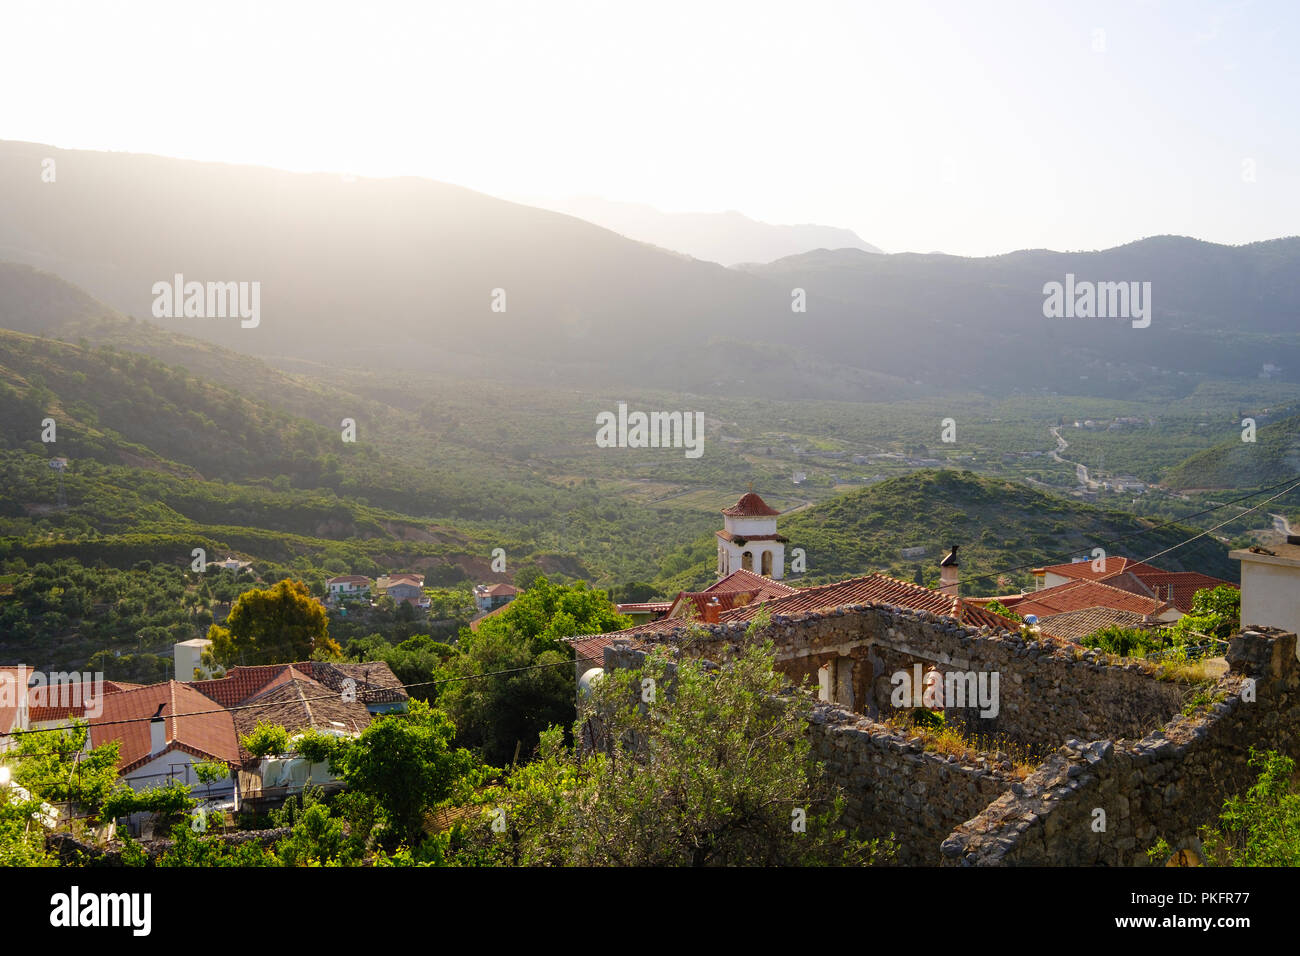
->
xmin=741 ymin=551 xmax=754 ymax=571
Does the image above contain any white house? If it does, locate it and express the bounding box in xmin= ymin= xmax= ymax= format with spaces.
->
xmin=326 ymin=574 xmax=372 ymax=603
xmin=1231 ymin=539 xmax=1300 ymax=641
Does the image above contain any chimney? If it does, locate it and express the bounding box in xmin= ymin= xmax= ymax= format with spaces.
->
xmin=703 ymin=598 xmax=721 ymax=625
xmin=939 ymin=545 xmax=959 ymax=597
xmin=149 ymin=702 xmax=167 ymax=755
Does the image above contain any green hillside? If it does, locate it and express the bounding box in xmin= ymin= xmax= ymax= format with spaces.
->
xmin=1163 ymin=413 xmax=1300 ymax=491
xmin=653 ymin=470 xmax=1239 ymax=596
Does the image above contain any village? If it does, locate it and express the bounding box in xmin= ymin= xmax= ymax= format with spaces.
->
xmin=2 ymin=489 xmax=1297 ymax=866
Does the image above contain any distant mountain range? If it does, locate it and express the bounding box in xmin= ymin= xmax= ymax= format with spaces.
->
xmin=2 ymin=140 xmax=1298 ymax=401
xmin=528 ymin=196 xmax=882 ymax=266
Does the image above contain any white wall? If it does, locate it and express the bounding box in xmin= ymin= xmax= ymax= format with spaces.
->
xmin=1239 ymin=561 xmax=1300 ymax=636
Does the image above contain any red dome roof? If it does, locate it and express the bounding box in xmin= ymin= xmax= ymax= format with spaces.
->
xmin=722 ymin=492 xmax=780 ymax=517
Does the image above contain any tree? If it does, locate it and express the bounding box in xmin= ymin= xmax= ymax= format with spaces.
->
xmin=205 ymin=579 xmax=339 ymax=667
xmin=436 ymin=627 xmax=574 ymax=766
xmin=446 ymin=639 xmax=891 ymax=866
xmin=239 ymin=721 xmax=291 ymax=758
xmin=474 ymin=575 xmax=629 ymax=655
xmin=334 ymin=699 xmax=475 ymax=848
xmin=10 ymin=721 xmax=121 ymax=816
xmin=1150 ymin=748 xmax=1300 ymax=866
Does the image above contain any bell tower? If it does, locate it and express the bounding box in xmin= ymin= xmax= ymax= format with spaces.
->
xmin=716 ymin=490 xmax=787 ymax=580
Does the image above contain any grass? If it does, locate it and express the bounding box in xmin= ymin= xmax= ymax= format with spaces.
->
xmin=884 ymin=712 xmax=1042 ymax=781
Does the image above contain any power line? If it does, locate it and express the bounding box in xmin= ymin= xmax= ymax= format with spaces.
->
xmin=957 ymin=472 xmax=1300 ymax=590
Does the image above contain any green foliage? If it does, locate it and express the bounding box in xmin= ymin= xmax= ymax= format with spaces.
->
xmin=10 ymin=721 xmax=122 ymax=814
xmin=1168 ymin=585 xmax=1241 ymax=644
xmin=449 ymin=641 xmax=891 ymax=866
xmin=436 ymin=577 xmax=626 ymax=766
xmin=207 ymin=578 xmax=339 ymax=666
xmin=1150 ymin=749 xmax=1300 ymax=866
xmin=0 ymin=796 xmax=57 ymax=866
xmin=239 ymin=721 xmax=291 ymax=759
xmin=191 ymin=760 xmax=231 ymax=785
xmin=292 ymin=730 xmax=348 ymax=767
xmin=335 ymin=699 xmax=476 ymax=848
xmin=1081 ymin=625 xmax=1164 ymax=658
xmin=100 ymin=780 xmax=196 ymax=828
xmin=155 ymin=822 xmax=278 ymax=867
xmin=983 ymin=599 xmax=1022 ymax=622
xmin=473 ymin=575 xmax=629 ymax=655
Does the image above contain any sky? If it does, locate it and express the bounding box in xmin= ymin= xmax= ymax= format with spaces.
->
xmin=2 ymin=0 xmax=1296 ymax=257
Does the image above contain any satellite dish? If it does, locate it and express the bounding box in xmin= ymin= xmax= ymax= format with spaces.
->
xmin=578 ymin=668 xmax=605 ymax=696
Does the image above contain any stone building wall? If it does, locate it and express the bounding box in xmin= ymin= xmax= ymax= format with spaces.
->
xmin=806 ymin=700 xmax=1014 ymax=865
xmin=639 ymin=604 xmax=1188 ymax=754
xmin=940 ymin=627 xmax=1300 ymax=866
xmin=593 ymin=613 xmax=1298 ymax=866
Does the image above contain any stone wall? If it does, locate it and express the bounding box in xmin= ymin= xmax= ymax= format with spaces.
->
xmin=594 ymin=611 xmax=1298 ymax=866
xmin=940 ymin=628 xmax=1300 ymax=866
xmin=807 ymin=700 xmax=1013 ymax=865
xmin=638 ymin=604 xmax=1188 ymax=755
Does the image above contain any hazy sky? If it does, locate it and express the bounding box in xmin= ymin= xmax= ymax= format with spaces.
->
xmin=3 ymin=0 xmax=1296 ymax=256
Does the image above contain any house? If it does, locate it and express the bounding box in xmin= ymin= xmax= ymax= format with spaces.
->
xmin=614 ymin=601 xmax=672 ymax=626
xmin=1029 ymin=558 xmax=1235 ymax=614
xmin=1230 ymin=538 xmax=1300 ymax=638
xmin=992 ymin=579 xmax=1180 ymax=623
xmin=376 ymin=572 xmax=425 ymax=603
xmin=0 ymin=651 xmax=410 ymax=827
xmin=568 ymin=547 xmax=1020 ymax=696
xmin=716 ymin=491 xmax=788 ymax=580
xmin=474 ymin=582 xmax=520 ymax=613
xmin=326 ymin=575 xmax=372 ymax=603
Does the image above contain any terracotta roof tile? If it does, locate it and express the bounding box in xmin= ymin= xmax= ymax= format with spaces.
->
xmin=1011 ymin=580 xmax=1172 ymax=618
xmin=721 ymin=492 xmax=780 ymax=517
xmin=91 ymin=682 xmax=241 ymax=774
xmin=1035 ymin=606 xmax=1152 ymax=641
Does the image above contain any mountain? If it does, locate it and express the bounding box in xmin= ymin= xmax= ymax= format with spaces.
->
xmin=739 ymin=237 xmax=1300 ymax=396
xmin=3 ymin=140 xmax=1299 ymax=402
xmin=1163 ymin=413 xmax=1300 ymax=490
xmin=530 ymin=196 xmax=881 ymax=265
xmin=654 ymin=470 xmax=1239 ymax=594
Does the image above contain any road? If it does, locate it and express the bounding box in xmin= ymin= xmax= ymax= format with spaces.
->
xmin=1270 ymin=512 xmax=1294 ymax=536
xmin=1049 ymin=426 xmax=1098 ymax=490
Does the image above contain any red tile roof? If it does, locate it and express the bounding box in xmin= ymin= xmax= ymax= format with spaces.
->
xmin=721 ymin=492 xmax=780 ymax=517
xmin=703 ymin=568 xmax=798 ymax=596
xmin=1029 ymin=560 xmax=1233 ymax=615
xmin=327 ymin=575 xmax=371 ymax=585
xmin=569 ymin=573 xmax=1021 ymax=650
xmin=26 ymin=680 xmax=141 ymax=723
xmin=1032 ymin=557 xmax=1158 ymax=581
xmin=1009 ymin=580 xmax=1172 ymax=618
xmin=477 ymin=583 xmax=520 ymax=597
xmin=717 ymin=574 xmax=1016 ymax=630
xmin=1121 ymin=571 xmax=1236 ymax=614
xmin=616 ymin=601 xmax=672 ymax=614
xmin=91 ymin=682 xmax=241 ymax=774
xmin=1035 ymin=606 xmax=1152 ymax=641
